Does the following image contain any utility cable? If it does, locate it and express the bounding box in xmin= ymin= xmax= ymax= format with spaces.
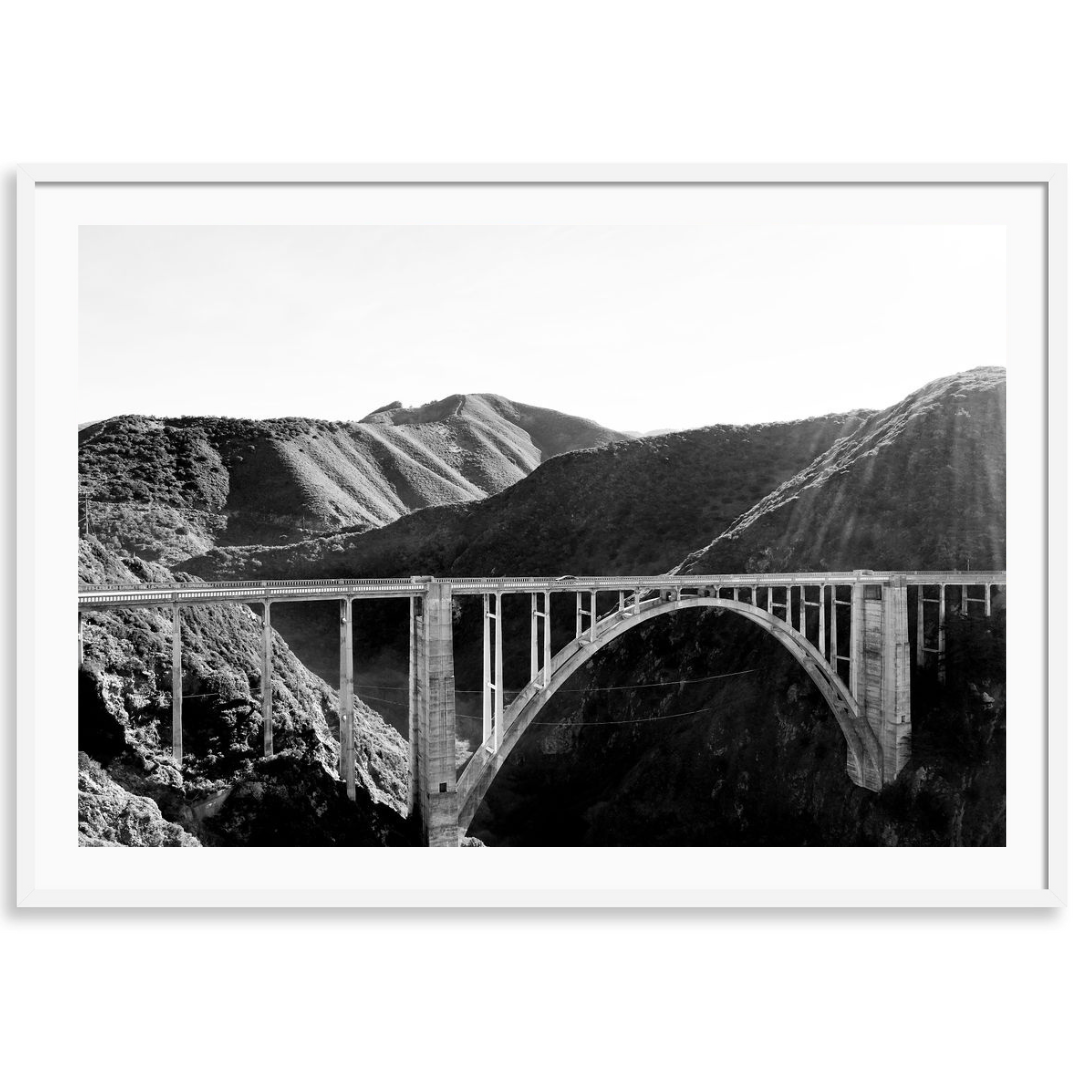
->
xmin=353 ymin=667 xmax=757 ymax=696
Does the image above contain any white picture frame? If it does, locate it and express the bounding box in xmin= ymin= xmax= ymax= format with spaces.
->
xmin=17 ymin=164 xmax=1067 ymax=907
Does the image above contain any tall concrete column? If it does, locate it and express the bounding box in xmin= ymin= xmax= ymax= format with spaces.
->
xmin=829 ymin=586 xmax=838 ymax=669
xmin=78 ymin=612 xmax=84 ymax=667
xmin=171 ymin=604 xmax=182 ymax=763
xmin=494 ymin=592 xmax=504 ymax=746
xmin=850 ymin=578 xmax=911 ymax=788
xmin=417 ymin=581 xmax=460 ymax=847
xmin=407 ymin=595 xmax=421 ymax=818
xmin=916 ymin=585 xmax=925 ymax=667
xmin=590 ymin=591 xmax=597 ymax=643
xmin=262 ymin=601 xmax=273 ymax=757
xmin=530 ymin=593 xmax=538 ymax=683
xmin=850 ymin=583 xmax=863 ymax=705
xmin=937 ymin=585 xmax=946 ymax=684
xmin=482 ymin=593 xmax=492 ymax=744
xmin=339 ymin=597 xmax=355 ymax=800
xmin=543 ymin=591 xmax=552 ymax=687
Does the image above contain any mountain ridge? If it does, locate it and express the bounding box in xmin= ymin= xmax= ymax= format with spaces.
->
xmin=179 ymin=409 xmax=872 ymax=581
xmin=679 ymin=366 xmax=1005 ymax=574
xmin=78 ymin=394 xmax=627 ymax=564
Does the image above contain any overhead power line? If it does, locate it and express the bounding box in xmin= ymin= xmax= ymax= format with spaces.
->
xmin=530 ymin=706 xmax=718 ymax=727
xmin=352 ymin=667 xmax=758 ymax=697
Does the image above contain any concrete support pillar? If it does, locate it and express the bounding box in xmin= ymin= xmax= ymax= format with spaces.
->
xmin=962 ymin=584 xmax=969 ymax=616
xmin=590 ymin=591 xmax=597 ymax=643
xmin=415 ymin=581 xmax=460 ymax=846
xmin=530 ymin=593 xmax=539 ymax=683
xmin=767 ymin=586 xmax=773 ymax=613
xmin=262 ymin=600 xmax=273 ymax=757
xmin=786 ymin=587 xmax=793 ymax=626
xmin=482 ymin=593 xmax=492 ymax=744
xmin=575 ymin=591 xmax=582 ymax=639
xmin=78 ymin=611 xmax=84 ymax=667
xmin=816 ymin=587 xmax=825 ymax=656
xmin=850 ymin=584 xmax=863 ymax=705
xmin=829 ymin=586 xmax=838 ymax=669
xmin=543 ymin=591 xmax=551 ymax=687
xmin=849 ymin=579 xmax=912 ymax=789
xmin=494 ymin=592 xmax=504 ymax=747
xmin=916 ymin=585 xmax=925 ymax=668
xmin=407 ymin=595 xmax=421 ymax=818
xmin=878 ymin=581 xmax=912 ymax=783
xmin=171 ymin=605 xmax=182 ymax=763
xmin=799 ymin=586 xmax=806 ymax=637
xmin=339 ymin=597 xmax=355 ymax=799
xmin=634 ymin=589 xmax=641 ymax=616
xmin=938 ymin=585 xmax=946 ymax=684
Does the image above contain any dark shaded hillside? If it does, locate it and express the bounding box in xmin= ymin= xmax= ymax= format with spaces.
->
xmin=78 ymin=539 xmax=410 ymax=846
xmin=468 ymin=369 xmax=1008 ymax=846
xmin=180 ymin=412 xmax=868 ymax=581
xmin=79 ymin=394 xmax=626 ymax=564
xmin=680 ymin=367 xmax=1005 ymax=575
xmin=471 ymin=606 xmax=1005 ymax=847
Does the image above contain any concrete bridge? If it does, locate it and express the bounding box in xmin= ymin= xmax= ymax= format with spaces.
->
xmin=78 ymin=570 xmax=1005 ymax=846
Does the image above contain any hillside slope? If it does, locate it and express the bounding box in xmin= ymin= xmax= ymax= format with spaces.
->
xmin=181 ymin=412 xmax=868 ymax=581
xmin=678 ymin=366 xmax=1005 ymax=574
xmin=469 ymin=368 xmax=1007 ymax=846
xmin=78 ymin=539 xmax=410 ymax=846
xmin=79 ymin=394 xmax=626 ymax=563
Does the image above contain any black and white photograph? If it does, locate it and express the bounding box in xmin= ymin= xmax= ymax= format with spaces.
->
xmin=6 ymin=9 xmax=1075 ymax=1080
xmin=73 ymin=181 xmax=1016 ymax=851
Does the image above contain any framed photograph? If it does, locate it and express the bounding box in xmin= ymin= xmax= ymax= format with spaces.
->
xmin=17 ymin=165 xmax=1065 ymax=906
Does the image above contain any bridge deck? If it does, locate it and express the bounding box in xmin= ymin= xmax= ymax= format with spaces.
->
xmin=77 ymin=571 xmax=1006 ymax=609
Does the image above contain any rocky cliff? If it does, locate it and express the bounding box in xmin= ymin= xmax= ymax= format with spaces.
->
xmin=78 ymin=538 xmax=410 ymax=846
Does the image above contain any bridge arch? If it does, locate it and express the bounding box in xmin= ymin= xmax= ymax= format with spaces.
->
xmin=456 ymin=595 xmax=882 ymax=838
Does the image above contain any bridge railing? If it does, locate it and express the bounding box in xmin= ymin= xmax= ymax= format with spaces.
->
xmin=78 ymin=576 xmax=419 ymax=591
xmin=78 ymin=570 xmax=1007 ymax=607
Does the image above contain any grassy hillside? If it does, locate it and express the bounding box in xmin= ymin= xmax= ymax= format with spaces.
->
xmin=78 ymin=394 xmax=626 ymax=564
xmin=180 ymin=412 xmax=868 ymax=581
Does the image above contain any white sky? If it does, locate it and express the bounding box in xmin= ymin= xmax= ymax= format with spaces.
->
xmin=80 ymin=220 xmax=1006 ymax=432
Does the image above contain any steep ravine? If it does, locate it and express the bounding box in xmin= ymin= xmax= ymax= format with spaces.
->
xmin=469 ymin=606 xmax=1005 ymax=847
